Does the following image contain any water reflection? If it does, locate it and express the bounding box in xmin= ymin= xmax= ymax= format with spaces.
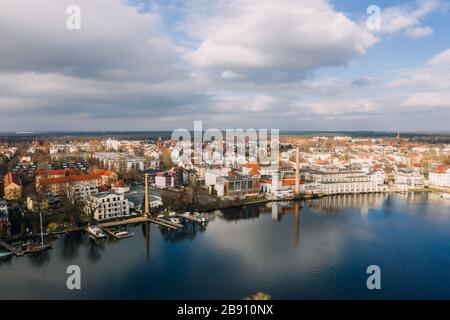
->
xmin=1 ymin=193 xmax=449 ymax=299
xmin=142 ymin=222 xmax=150 ymax=260
xmin=306 ymin=193 xmax=386 ymax=214
xmin=59 ymin=231 xmax=83 ymax=261
xmin=86 ymin=237 xmax=106 ymax=263
xmin=28 ymin=251 xmax=51 ymax=267
xmin=159 ymin=222 xmax=206 ymax=242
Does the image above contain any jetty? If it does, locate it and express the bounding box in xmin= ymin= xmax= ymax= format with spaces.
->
xmin=147 ymin=217 xmax=179 ymax=230
xmin=0 ymin=241 xmax=24 ymax=256
xmin=175 ymin=214 xmax=208 ymax=224
xmin=153 ymin=217 xmax=183 ymax=229
xmin=98 ymin=215 xmax=151 ymax=228
xmin=100 ymin=227 xmax=132 ymax=239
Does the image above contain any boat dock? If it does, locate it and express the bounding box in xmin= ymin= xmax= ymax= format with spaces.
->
xmin=98 ymin=216 xmax=151 ymax=228
xmin=152 ymin=217 xmax=183 ymax=229
xmin=175 ymin=214 xmax=208 ymax=224
xmin=98 ymin=227 xmax=134 ymax=239
xmin=0 ymin=241 xmax=24 ymax=256
xmin=95 ymin=213 xmax=207 ymax=232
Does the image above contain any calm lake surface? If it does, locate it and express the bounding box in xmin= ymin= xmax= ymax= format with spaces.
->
xmin=1 ymin=193 xmax=449 ymax=299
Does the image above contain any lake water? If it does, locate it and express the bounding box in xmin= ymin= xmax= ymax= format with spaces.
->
xmin=1 ymin=193 xmax=449 ymax=299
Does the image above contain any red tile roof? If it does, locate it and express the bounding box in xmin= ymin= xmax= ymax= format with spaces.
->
xmin=92 ymin=169 xmax=115 ymax=176
xmin=4 ymin=172 xmax=21 ymax=188
xmin=35 ymin=168 xmax=76 ymax=177
xmin=432 ymin=164 xmax=449 ymax=173
xmin=248 ymin=167 xmax=261 ymax=175
xmin=242 ymin=163 xmax=260 ymax=169
xmin=39 ymin=174 xmax=103 ymax=185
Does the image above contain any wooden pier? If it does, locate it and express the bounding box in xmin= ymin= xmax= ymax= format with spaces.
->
xmin=148 ymin=218 xmax=179 ymax=230
xmin=98 ymin=216 xmax=151 ymax=228
xmin=0 ymin=241 xmax=24 ymax=256
xmin=175 ymin=214 xmax=208 ymax=224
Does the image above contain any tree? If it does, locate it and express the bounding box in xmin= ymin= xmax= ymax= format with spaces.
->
xmin=243 ymin=292 xmax=271 ymax=300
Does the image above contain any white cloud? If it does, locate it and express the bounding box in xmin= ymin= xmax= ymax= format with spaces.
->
xmin=428 ymin=48 xmax=450 ymax=67
xmin=0 ymin=0 xmax=183 ymax=81
xmin=388 ymin=48 xmax=450 ymax=108
xmin=188 ymin=0 xmax=377 ymax=79
xmin=406 ymin=26 xmax=434 ymax=38
xmin=304 ymin=100 xmax=378 ymax=117
xmin=402 ymin=91 xmax=450 ymax=107
xmin=379 ymin=0 xmax=441 ymax=38
xmin=220 ymin=70 xmax=246 ymax=80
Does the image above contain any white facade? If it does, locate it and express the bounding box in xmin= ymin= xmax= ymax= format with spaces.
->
xmin=308 ymin=169 xmax=386 ymax=195
xmin=155 ymin=174 xmax=175 ymax=189
xmin=429 ymin=169 xmax=450 ymax=188
xmin=69 ymin=182 xmax=99 ymax=202
xmin=0 ymin=199 xmax=8 ymax=221
xmin=310 ymin=170 xmax=367 ymax=183
xmin=367 ymin=170 xmax=385 ymax=184
xmin=319 ymin=179 xmax=382 ymax=195
xmin=205 ymin=168 xmax=231 ymax=187
xmin=106 ymin=138 xmax=121 ymax=151
xmin=395 ymin=170 xmax=425 ymax=190
xmin=148 ymin=195 xmax=163 ymax=208
xmin=86 ymin=192 xmax=131 ymax=221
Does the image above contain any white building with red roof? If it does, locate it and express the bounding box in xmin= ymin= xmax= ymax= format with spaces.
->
xmin=429 ymin=165 xmax=450 ymax=188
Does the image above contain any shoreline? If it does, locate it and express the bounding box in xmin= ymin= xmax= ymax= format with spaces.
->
xmin=1 ymin=189 xmax=447 ymax=244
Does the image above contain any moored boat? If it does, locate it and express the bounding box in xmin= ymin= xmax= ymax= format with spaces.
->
xmin=28 ymin=243 xmax=52 ymax=254
xmin=115 ymin=231 xmax=129 ymax=237
xmin=86 ymin=226 xmax=106 ymax=239
xmin=28 ymin=212 xmax=53 ymax=255
xmin=169 ymin=217 xmax=181 ymax=224
xmin=0 ymin=251 xmax=13 ymax=261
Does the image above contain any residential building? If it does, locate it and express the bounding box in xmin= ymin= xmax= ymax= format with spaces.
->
xmin=68 ymin=182 xmax=99 ymax=202
xmin=155 ymin=172 xmax=176 ymax=189
xmin=37 ymin=169 xmax=118 ymax=195
xmin=85 ymin=192 xmax=131 ymax=221
xmin=0 ymin=198 xmax=10 ymax=237
xmin=4 ymin=172 xmax=22 ymax=200
xmin=428 ymin=165 xmax=450 ymax=188
xmin=395 ymin=169 xmax=425 ymax=190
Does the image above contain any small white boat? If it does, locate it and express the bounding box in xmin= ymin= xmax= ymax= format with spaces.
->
xmin=86 ymin=226 xmax=106 ymax=239
xmin=115 ymin=231 xmax=133 ymax=238
xmin=440 ymin=193 xmax=450 ymax=200
xmin=169 ymin=217 xmax=181 ymax=224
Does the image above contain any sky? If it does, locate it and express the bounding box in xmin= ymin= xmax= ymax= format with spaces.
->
xmin=0 ymin=0 xmax=449 ymax=132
